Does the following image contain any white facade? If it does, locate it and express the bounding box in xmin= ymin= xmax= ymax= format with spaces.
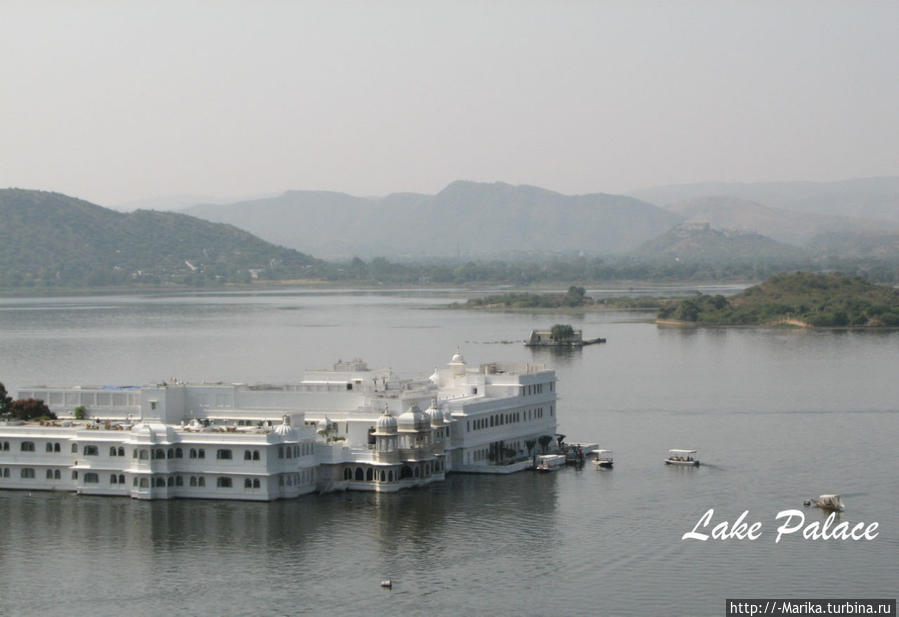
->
xmin=3 ymin=353 xmax=558 ymax=500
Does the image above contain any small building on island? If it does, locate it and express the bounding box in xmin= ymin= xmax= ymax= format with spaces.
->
xmin=526 ymin=328 xmax=583 ymax=347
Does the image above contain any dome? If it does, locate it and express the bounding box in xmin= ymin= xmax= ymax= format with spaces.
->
xmin=130 ymin=423 xmax=156 ymax=440
xmin=449 ymin=350 xmax=465 ymax=365
xmin=375 ymin=411 xmax=397 ymax=434
xmin=274 ymin=421 xmax=298 ymax=441
xmin=397 ymin=402 xmax=429 ymax=431
xmin=425 ymin=400 xmax=445 ymax=427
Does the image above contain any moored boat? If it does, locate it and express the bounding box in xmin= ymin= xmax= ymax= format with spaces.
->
xmin=592 ymin=449 xmax=613 ymax=469
xmin=535 ymin=454 xmax=566 ymax=472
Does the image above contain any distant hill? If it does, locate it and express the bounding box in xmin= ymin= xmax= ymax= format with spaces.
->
xmin=664 ymin=196 xmax=888 ymax=246
xmin=0 ymin=189 xmax=319 ymax=288
xmin=807 ymin=231 xmax=899 ymax=259
xmin=632 ymin=222 xmax=807 ymax=264
xmin=630 ymin=177 xmax=899 ymax=222
xmin=658 ymin=272 xmax=899 ymax=327
xmin=184 ymin=180 xmax=682 ymax=259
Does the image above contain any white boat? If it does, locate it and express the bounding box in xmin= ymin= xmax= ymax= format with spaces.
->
xmin=812 ymin=494 xmax=845 ymax=512
xmin=592 ymin=449 xmax=613 ymax=469
xmin=665 ymin=449 xmax=700 ymax=466
xmin=535 ymin=454 xmax=566 ymax=472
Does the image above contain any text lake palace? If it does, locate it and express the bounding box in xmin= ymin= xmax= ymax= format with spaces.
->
xmin=0 ymin=351 xmax=558 ymax=500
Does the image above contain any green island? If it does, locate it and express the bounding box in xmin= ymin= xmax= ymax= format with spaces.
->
xmin=657 ymin=272 xmax=899 ymax=327
xmin=451 ymin=286 xmax=668 ymax=310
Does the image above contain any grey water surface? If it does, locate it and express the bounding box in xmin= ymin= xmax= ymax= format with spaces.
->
xmin=0 ymin=289 xmax=896 ymax=616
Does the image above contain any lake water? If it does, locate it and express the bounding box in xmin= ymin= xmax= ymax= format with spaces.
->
xmin=0 ymin=289 xmax=896 ymax=616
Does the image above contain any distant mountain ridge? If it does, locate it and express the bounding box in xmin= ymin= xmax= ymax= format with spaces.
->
xmin=632 ymin=222 xmax=808 ymax=264
xmin=630 ymin=176 xmax=899 ymax=221
xmin=184 ymin=180 xmax=682 ymax=259
xmin=0 ymin=189 xmax=319 ymax=287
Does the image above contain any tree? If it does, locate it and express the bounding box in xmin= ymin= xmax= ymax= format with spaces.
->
xmin=0 ymin=382 xmax=11 ymax=417
xmin=550 ymin=324 xmax=575 ymax=341
xmin=538 ymin=435 xmax=553 ymax=453
xmin=74 ymin=405 xmax=87 ymax=420
xmin=8 ymin=398 xmax=57 ymax=421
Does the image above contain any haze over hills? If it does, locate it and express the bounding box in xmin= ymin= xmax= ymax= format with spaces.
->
xmin=0 ymin=189 xmax=319 ymax=287
xmin=632 ymin=222 xmax=808 ymax=264
xmin=184 ymin=180 xmax=682 ymax=259
xmin=629 ymin=176 xmax=899 ymax=221
xmin=664 ymin=196 xmax=892 ymax=247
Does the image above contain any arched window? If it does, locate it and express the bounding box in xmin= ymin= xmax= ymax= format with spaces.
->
xmin=21 ymin=441 xmax=35 ymax=452
xmin=46 ymin=469 xmax=54 ymax=479
xmin=189 ymin=448 xmax=197 ymax=459
xmin=1 ymin=441 xmax=8 ymax=451
xmin=216 ymin=449 xmax=232 ymax=460
xmin=388 ymin=471 xmax=394 ymax=482
xmin=217 ymin=477 xmax=232 ymax=488
xmin=278 ymin=446 xmax=284 ymax=459
xmin=72 ymin=471 xmax=78 ymax=480
xmin=167 ymin=476 xmax=174 ymax=487
xmin=110 ymin=474 xmax=117 ymax=484
xmin=354 ymin=468 xmax=363 ymax=481
xmin=401 ymin=466 xmax=412 ymax=479
xmin=286 ymin=447 xmax=292 ymax=459
xmin=252 ymin=450 xmax=260 ymax=461
xmin=167 ymin=448 xmax=174 ymax=459
xmin=175 ymin=475 xmax=183 ymax=486
xmin=244 ymin=478 xmax=252 ymax=488
xmin=198 ymin=477 xmax=205 ymax=487
xmin=366 ymin=468 xmax=373 ymax=481
xmin=139 ymin=450 xmax=148 ymax=460
xmin=132 ymin=449 xmax=137 ymax=458
xmin=84 ymin=445 xmax=99 ymax=456
xmin=198 ymin=449 xmax=205 ymax=459
xmin=84 ymin=472 xmax=99 ymax=483
xmin=244 ymin=450 xmax=252 ymax=461
xmin=46 ymin=442 xmax=53 ymax=452
xmin=55 ymin=470 xmax=61 ymax=480
xmin=139 ymin=478 xmax=148 ymax=488
xmin=252 ymin=479 xmax=260 ymax=489
xmin=110 ymin=446 xmax=118 ymax=456
xmin=154 ymin=448 xmax=165 ymax=460
xmin=190 ymin=476 xmax=197 ymax=487
xmin=118 ymin=474 xmax=125 ymax=484
xmin=21 ymin=468 xmax=35 ymax=479
xmin=379 ymin=470 xmax=385 ymax=482
xmin=155 ymin=478 xmax=165 ymax=487
xmin=175 ymin=448 xmax=182 ymax=458
xmin=72 ymin=443 xmax=78 ymax=453
xmin=344 ymin=468 xmax=352 ymax=480
xmin=118 ymin=447 xmax=124 ymax=457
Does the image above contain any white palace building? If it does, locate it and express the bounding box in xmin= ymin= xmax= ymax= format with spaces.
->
xmin=0 ymin=352 xmax=558 ymax=500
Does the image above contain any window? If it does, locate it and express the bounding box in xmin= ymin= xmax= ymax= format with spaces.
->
xmin=244 ymin=450 xmax=252 ymax=461
xmin=84 ymin=472 xmax=99 ymax=483
xmin=55 ymin=470 xmax=61 ymax=479
xmin=167 ymin=448 xmax=174 ymax=459
xmin=46 ymin=442 xmax=54 ymax=452
xmin=133 ymin=449 xmax=137 ymax=458
xmin=190 ymin=476 xmax=197 ymax=487
xmin=198 ymin=477 xmax=205 ymax=487
xmin=198 ymin=449 xmax=205 ymax=459
xmin=155 ymin=478 xmax=165 ymax=487
xmin=117 ymin=447 xmax=124 ymax=457
xmin=252 ymin=450 xmax=260 ymax=461
xmin=110 ymin=446 xmax=118 ymax=456
xmin=72 ymin=443 xmax=78 ymax=453
xmin=139 ymin=478 xmax=148 ymax=488
xmin=2 ymin=468 xmax=9 ymax=478
xmin=253 ymin=478 xmax=260 ymax=488
xmin=46 ymin=469 xmax=54 ymax=479
xmin=154 ymin=448 xmax=165 ymax=460
xmin=189 ymin=448 xmax=197 ymax=459
xmin=110 ymin=474 xmax=118 ymax=484
xmin=175 ymin=448 xmax=182 ymax=458
xmin=84 ymin=445 xmax=99 ymax=456
xmin=139 ymin=450 xmax=149 ymax=460
xmin=216 ymin=449 xmax=232 ymax=460
xmin=244 ymin=478 xmax=252 ymax=488
xmin=278 ymin=446 xmax=284 ymax=459
xmin=72 ymin=471 xmax=78 ymax=480
xmin=2 ymin=441 xmax=8 ymax=451
xmin=118 ymin=474 xmax=124 ymax=484
xmin=21 ymin=441 xmax=35 ymax=452
xmin=217 ymin=477 xmax=232 ymax=488
xmin=21 ymin=468 xmax=35 ymax=479
xmin=167 ymin=477 xmax=174 ymax=487
xmin=175 ymin=475 xmax=183 ymax=486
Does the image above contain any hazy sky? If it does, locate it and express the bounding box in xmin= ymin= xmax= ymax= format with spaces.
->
xmin=2 ymin=1 xmax=897 ymax=207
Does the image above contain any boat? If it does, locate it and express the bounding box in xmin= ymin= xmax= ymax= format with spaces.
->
xmin=811 ymin=494 xmax=845 ymax=512
xmin=534 ymin=454 xmax=566 ymax=472
xmin=665 ymin=449 xmax=700 ymax=466
xmin=592 ymin=449 xmax=613 ymax=469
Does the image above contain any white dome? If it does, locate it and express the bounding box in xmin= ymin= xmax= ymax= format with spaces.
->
xmin=450 ymin=350 xmax=465 ymax=365
xmin=425 ymin=401 xmax=445 ymax=427
xmin=130 ymin=423 xmax=156 ymax=440
xmin=397 ymin=402 xmax=429 ymax=431
xmin=274 ymin=422 xmax=298 ymax=441
xmin=375 ymin=412 xmax=398 ymax=434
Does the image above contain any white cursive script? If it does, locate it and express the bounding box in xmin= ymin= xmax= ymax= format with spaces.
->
xmin=681 ymin=508 xmax=879 ymax=543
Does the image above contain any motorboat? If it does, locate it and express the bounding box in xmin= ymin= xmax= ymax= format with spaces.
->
xmin=665 ymin=449 xmax=700 ymax=466
xmin=592 ymin=449 xmax=613 ymax=469
xmin=810 ymin=494 xmax=845 ymax=512
xmin=535 ymin=454 xmax=566 ymax=472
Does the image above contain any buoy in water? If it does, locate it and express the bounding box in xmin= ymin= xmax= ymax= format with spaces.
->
xmin=380 ymin=579 xmax=392 ymax=589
